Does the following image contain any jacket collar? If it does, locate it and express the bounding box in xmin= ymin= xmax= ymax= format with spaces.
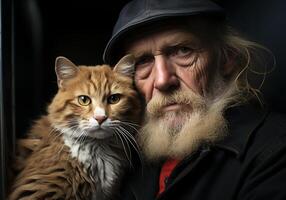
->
xmin=215 ymin=103 xmax=269 ymax=159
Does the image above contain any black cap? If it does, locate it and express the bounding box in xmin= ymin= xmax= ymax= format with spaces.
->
xmin=103 ymin=0 xmax=225 ymax=64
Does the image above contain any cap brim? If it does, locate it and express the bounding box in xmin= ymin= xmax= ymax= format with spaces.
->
xmin=103 ymin=10 xmax=225 ymax=64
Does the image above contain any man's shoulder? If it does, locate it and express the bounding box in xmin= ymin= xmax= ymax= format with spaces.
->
xmin=245 ymin=109 xmax=286 ymax=163
xmin=263 ymin=110 xmax=286 ymax=129
xmin=219 ymin=105 xmax=286 ymax=161
xmin=256 ymin=110 xmax=286 ymax=141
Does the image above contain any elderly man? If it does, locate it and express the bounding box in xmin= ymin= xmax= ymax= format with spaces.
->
xmin=103 ymin=0 xmax=286 ymax=199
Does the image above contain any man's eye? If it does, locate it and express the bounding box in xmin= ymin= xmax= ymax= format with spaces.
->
xmin=135 ymin=56 xmax=154 ymax=66
xmin=173 ymin=46 xmax=193 ymax=57
xmin=135 ymin=56 xmax=153 ymax=80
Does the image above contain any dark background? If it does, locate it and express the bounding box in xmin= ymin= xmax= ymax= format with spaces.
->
xmin=13 ymin=0 xmax=129 ymax=137
xmin=1 ymin=0 xmax=286 ymax=198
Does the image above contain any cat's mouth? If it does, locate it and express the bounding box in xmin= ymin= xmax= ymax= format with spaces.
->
xmin=86 ymin=127 xmax=114 ymax=139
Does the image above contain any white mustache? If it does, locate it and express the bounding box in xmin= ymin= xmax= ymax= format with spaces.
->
xmin=146 ymin=89 xmax=206 ymax=116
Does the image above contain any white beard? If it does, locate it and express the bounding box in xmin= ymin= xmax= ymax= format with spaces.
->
xmin=138 ymin=82 xmax=238 ymax=161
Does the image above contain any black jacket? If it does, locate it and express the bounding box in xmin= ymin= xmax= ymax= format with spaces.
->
xmin=119 ymin=104 xmax=286 ymax=200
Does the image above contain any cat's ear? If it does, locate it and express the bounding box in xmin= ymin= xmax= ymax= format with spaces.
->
xmin=55 ymin=56 xmax=78 ymax=88
xmin=113 ymin=54 xmax=135 ymax=78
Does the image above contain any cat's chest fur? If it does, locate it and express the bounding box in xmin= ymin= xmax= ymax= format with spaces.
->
xmin=63 ymin=134 xmax=125 ymax=198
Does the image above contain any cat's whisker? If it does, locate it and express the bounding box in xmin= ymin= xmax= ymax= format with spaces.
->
xmin=74 ymin=130 xmax=87 ymax=144
xmin=52 ymin=133 xmax=63 ymax=143
xmin=117 ymin=128 xmax=141 ymax=168
xmin=111 ymin=123 xmax=141 ymax=158
xmin=117 ymin=126 xmax=143 ymax=166
xmin=69 ymin=126 xmax=83 ymax=139
xmin=48 ymin=127 xmax=65 ymax=143
xmin=111 ymin=121 xmax=140 ymax=135
xmin=58 ymin=121 xmax=79 ymax=134
xmin=118 ymin=126 xmax=133 ymax=161
xmin=115 ymin=128 xmax=133 ymax=164
xmin=118 ymin=129 xmax=139 ymax=150
xmin=113 ymin=123 xmax=139 ymax=146
xmin=107 ymin=127 xmax=120 ymax=143
xmin=48 ymin=127 xmax=63 ymax=142
xmin=78 ymin=135 xmax=85 ymax=147
xmin=79 ymin=128 xmax=89 ymax=144
xmin=113 ymin=120 xmax=141 ymax=128
xmin=49 ymin=131 xmax=58 ymax=141
xmin=48 ymin=127 xmax=57 ymax=136
xmin=81 ymin=134 xmax=88 ymax=144
xmin=116 ymin=133 xmax=132 ymax=165
xmin=113 ymin=129 xmax=132 ymax=166
xmin=57 ymin=142 xmax=67 ymax=157
xmin=66 ymin=119 xmax=79 ymax=127
xmin=121 ymin=120 xmax=141 ymax=127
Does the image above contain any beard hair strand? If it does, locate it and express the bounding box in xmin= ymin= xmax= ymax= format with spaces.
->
xmin=138 ymin=82 xmax=238 ymax=161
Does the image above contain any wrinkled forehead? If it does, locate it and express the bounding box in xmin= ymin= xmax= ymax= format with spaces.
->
xmin=126 ymin=29 xmax=199 ymax=57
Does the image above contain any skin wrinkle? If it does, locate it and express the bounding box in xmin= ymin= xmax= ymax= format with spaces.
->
xmin=128 ymin=29 xmax=212 ymax=101
xmin=193 ymin=56 xmax=209 ymax=97
xmin=125 ymin=21 xmax=240 ymax=160
xmin=178 ymin=52 xmax=210 ymax=97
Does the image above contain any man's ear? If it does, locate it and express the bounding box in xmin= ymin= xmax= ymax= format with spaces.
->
xmin=55 ymin=56 xmax=78 ymax=88
xmin=113 ymin=54 xmax=135 ymax=78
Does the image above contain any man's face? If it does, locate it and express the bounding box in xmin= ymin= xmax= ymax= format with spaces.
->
xmin=124 ymin=23 xmax=231 ymax=160
xmin=127 ymin=28 xmax=213 ymax=103
xmin=126 ymin=26 xmax=220 ymax=127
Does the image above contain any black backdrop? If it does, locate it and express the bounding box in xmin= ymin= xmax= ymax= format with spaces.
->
xmin=13 ymin=0 xmax=129 ymax=137
xmin=12 ymin=0 xmax=286 ymax=137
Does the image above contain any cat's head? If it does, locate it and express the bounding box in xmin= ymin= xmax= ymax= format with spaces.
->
xmin=48 ymin=55 xmax=141 ymax=140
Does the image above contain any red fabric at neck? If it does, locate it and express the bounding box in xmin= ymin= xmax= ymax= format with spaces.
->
xmin=158 ymin=159 xmax=180 ymax=196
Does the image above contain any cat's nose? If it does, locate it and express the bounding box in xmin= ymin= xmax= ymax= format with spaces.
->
xmin=94 ymin=115 xmax=107 ymax=125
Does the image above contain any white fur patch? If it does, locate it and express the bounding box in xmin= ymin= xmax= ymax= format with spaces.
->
xmin=88 ymin=117 xmax=99 ymax=126
xmin=77 ymin=145 xmax=92 ymax=165
xmin=60 ymin=127 xmax=125 ymax=197
xmin=95 ymin=107 xmax=106 ymax=116
xmin=63 ymin=135 xmax=92 ymax=167
xmin=63 ymin=135 xmax=79 ymax=158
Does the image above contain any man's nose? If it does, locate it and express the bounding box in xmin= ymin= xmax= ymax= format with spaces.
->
xmin=154 ymin=55 xmax=179 ymax=91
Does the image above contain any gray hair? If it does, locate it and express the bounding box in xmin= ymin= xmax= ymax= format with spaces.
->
xmin=211 ymin=23 xmax=275 ymax=105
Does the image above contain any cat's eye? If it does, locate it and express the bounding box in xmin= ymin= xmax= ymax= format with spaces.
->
xmin=107 ymin=94 xmax=121 ymax=104
xmin=78 ymin=95 xmax=91 ymax=106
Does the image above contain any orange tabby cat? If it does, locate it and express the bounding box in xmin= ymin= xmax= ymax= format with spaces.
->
xmin=8 ymin=55 xmax=142 ymax=200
